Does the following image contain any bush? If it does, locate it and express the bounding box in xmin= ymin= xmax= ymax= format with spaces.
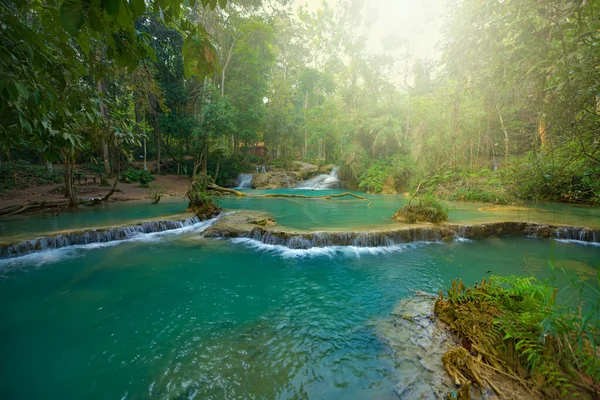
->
xmin=0 ymin=161 xmax=63 ymax=195
xmin=120 ymin=168 xmax=156 ymax=188
xmin=358 ymin=157 xmax=413 ymax=194
xmin=392 ymin=195 xmax=448 ymax=223
xmin=503 ymin=147 xmax=600 ymax=203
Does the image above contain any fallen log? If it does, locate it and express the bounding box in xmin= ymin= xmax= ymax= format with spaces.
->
xmin=0 ymin=205 xmax=22 ymax=216
xmin=207 ymin=184 xmax=247 ymax=197
xmin=0 ymin=200 xmax=69 ymax=217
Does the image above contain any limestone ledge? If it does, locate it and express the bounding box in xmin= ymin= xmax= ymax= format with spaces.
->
xmin=203 ymin=211 xmax=600 ymax=248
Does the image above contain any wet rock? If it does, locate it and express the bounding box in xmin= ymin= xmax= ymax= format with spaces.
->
xmin=252 ymin=172 xmax=295 ymax=189
xmin=376 ymin=295 xmax=458 ymax=399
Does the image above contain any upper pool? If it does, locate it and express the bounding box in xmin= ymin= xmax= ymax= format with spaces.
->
xmin=219 ymin=189 xmax=600 ymax=230
xmin=2 ymin=190 xmax=600 ymax=242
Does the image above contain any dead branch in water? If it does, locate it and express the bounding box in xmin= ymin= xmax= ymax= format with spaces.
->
xmin=258 ymin=192 xmax=367 ymax=200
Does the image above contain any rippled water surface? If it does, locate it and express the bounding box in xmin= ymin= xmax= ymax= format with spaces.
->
xmin=0 ymin=225 xmax=598 ymax=399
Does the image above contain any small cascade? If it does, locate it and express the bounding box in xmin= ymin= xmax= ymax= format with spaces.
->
xmin=296 ymin=166 xmax=340 ymax=190
xmin=234 ymin=174 xmax=253 ymax=189
xmin=205 ymin=226 xmax=450 ymax=249
xmin=204 ymin=220 xmax=600 ymax=251
xmin=0 ymin=216 xmax=203 ymax=259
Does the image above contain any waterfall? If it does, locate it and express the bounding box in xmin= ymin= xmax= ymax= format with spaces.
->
xmin=234 ymin=174 xmax=253 ymax=189
xmin=205 ymin=226 xmax=449 ymax=249
xmin=296 ymin=166 xmax=340 ymax=190
xmin=204 ymin=221 xmax=600 ymax=250
xmin=1 ymin=216 xmax=206 ymax=259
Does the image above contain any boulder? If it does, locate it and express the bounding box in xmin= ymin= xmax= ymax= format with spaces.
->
xmin=252 ymin=172 xmax=295 ymax=189
xmin=252 ymin=173 xmax=269 ymax=189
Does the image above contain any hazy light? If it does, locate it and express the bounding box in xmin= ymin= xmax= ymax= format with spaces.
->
xmin=295 ymin=0 xmax=447 ymax=60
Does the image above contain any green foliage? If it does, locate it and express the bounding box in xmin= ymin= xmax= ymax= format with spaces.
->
xmin=120 ymin=168 xmax=155 ymax=188
xmin=0 ymin=162 xmax=63 ymax=194
xmin=392 ymin=195 xmax=448 ymax=224
xmin=504 ymin=150 xmax=600 ymax=203
xmin=436 ymin=270 xmax=600 ymax=395
xmin=358 ymin=164 xmax=387 ymax=194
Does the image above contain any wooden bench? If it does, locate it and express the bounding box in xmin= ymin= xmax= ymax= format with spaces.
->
xmin=75 ymin=172 xmax=105 ymax=185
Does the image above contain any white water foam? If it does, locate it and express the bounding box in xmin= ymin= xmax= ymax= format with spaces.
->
xmin=295 ymin=166 xmax=340 ymax=190
xmin=554 ymin=239 xmax=600 ymax=247
xmin=454 ymin=237 xmax=474 ymax=243
xmin=229 ymin=237 xmax=439 ymax=259
xmin=0 ymin=214 xmax=228 ymax=269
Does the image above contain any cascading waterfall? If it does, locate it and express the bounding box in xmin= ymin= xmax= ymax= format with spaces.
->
xmin=0 ymin=216 xmax=208 ymax=259
xmin=204 ymin=221 xmax=600 ymax=250
xmin=296 ymin=166 xmax=340 ymax=190
xmin=234 ymin=174 xmax=253 ymax=189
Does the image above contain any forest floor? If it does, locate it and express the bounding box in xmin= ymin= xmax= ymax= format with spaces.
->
xmin=0 ymin=174 xmax=190 ymax=209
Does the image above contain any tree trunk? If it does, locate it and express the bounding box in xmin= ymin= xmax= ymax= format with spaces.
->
xmin=101 ymin=139 xmax=110 ymax=175
xmin=202 ymin=142 xmax=208 ymax=174
xmin=221 ymin=39 xmax=237 ymax=97
xmin=63 ymin=155 xmax=78 ymax=209
xmin=150 ymin=107 xmax=161 ymax=173
xmin=538 ymin=115 xmax=548 ymax=147
xmin=304 ymin=90 xmax=309 ymax=158
xmin=496 ymin=105 xmax=509 ymax=163
xmin=143 ymin=138 xmax=147 ymax=171
xmin=214 ymin=159 xmax=220 ymax=182
xmin=97 ymin=78 xmax=111 ymax=175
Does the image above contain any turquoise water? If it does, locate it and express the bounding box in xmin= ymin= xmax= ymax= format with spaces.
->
xmin=0 ymin=198 xmax=188 ymax=241
xmin=220 ymin=189 xmax=600 ymax=230
xmin=2 ymin=190 xmax=599 ymax=242
xmin=0 ymin=225 xmax=598 ymax=399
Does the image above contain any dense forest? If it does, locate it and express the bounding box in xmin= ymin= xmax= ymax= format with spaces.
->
xmin=1 ymin=0 xmax=599 ymax=206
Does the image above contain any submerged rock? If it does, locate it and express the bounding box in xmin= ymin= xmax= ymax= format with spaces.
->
xmin=376 ymin=294 xmax=459 ymax=399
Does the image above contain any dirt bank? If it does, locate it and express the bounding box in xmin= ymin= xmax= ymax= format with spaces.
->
xmin=0 ymin=174 xmax=189 ymax=210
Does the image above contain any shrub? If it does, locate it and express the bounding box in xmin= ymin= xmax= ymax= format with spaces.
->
xmin=120 ymin=168 xmax=155 ymax=188
xmin=392 ymin=195 xmax=448 ymax=223
xmin=0 ymin=161 xmax=63 ymax=194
